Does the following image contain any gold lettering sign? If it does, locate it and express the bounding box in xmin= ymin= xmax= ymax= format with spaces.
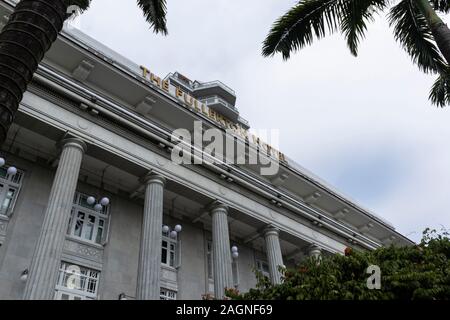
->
xmin=139 ymin=65 xmax=287 ymax=163
xmin=162 ymin=80 xmax=170 ymax=92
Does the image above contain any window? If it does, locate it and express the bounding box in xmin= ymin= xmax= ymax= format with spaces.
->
xmin=256 ymin=260 xmax=271 ymax=278
xmin=54 ymin=291 xmax=85 ymax=300
xmin=55 ymin=262 xmax=100 ymax=300
xmin=0 ymin=167 xmax=23 ymax=217
xmin=207 ymin=241 xmax=213 ymax=280
xmin=160 ymin=288 xmax=177 ymax=300
xmin=161 ymin=229 xmax=177 ymax=268
xmin=232 ymin=259 xmax=239 ymax=287
xmin=67 ymin=192 xmax=109 ymax=245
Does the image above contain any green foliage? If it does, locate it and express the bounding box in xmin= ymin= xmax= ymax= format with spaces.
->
xmin=64 ymin=0 xmax=168 ymax=34
xmin=136 ymin=0 xmax=168 ymax=35
xmin=263 ymin=0 xmax=450 ymax=107
xmin=262 ymin=0 xmax=387 ymax=59
xmin=262 ymin=0 xmax=342 ymax=60
xmin=389 ymin=0 xmax=447 ymax=74
xmin=429 ymin=67 xmax=450 ymax=106
xmin=227 ymin=229 xmax=450 ymax=300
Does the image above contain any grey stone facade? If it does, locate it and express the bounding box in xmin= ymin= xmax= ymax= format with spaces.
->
xmin=0 ymin=0 xmax=412 ymax=300
xmin=0 ymin=155 xmax=270 ymax=299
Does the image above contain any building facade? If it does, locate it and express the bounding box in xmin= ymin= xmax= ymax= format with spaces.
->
xmin=0 ymin=0 xmax=412 ymax=300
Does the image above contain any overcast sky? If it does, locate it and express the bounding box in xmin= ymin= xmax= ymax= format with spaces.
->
xmin=74 ymin=0 xmax=449 ymax=243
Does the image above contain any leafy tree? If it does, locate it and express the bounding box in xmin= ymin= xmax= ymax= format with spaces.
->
xmin=263 ymin=0 xmax=450 ymax=107
xmin=226 ymin=229 xmax=450 ymax=300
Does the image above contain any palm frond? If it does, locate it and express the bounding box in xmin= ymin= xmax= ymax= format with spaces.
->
xmin=430 ymin=0 xmax=450 ymax=14
xmin=429 ymin=67 xmax=450 ymax=107
xmin=389 ymin=0 xmax=446 ymax=74
xmin=340 ymin=0 xmax=387 ymax=56
xmin=136 ymin=0 xmax=168 ymax=35
xmin=262 ymin=0 xmax=341 ymax=59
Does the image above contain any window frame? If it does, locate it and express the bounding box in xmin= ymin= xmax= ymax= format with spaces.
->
xmin=206 ymin=240 xmax=213 ymax=280
xmin=160 ymin=288 xmax=177 ymax=300
xmin=55 ymin=262 xmax=100 ymax=300
xmin=0 ymin=166 xmax=24 ymax=218
xmin=232 ymin=258 xmax=240 ymax=288
xmin=67 ymin=192 xmax=109 ymax=246
xmin=161 ymin=230 xmax=178 ymax=268
xmin=255 ymin=259 xmax=271 ymax=279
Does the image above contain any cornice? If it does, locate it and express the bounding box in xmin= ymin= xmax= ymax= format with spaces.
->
xmin=25 ymin=68 xmax=410 ymax=251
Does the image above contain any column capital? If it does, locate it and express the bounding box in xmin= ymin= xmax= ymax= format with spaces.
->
xmin=141 ymin=172 xmax=166 ymax=187
xmin=263 ymin=225 xmax=280 ymax=237
xmin=58 ymin=137 xmax=87 ymax=153
xmin=308 ymin=244 xmax=322 ymax=257
xmin=208 ymin=201 xmax=229 ymax=215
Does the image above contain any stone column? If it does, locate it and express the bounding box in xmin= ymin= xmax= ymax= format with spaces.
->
xmin=23 ymin=138 xmax=87 ymax=300
xmin=136 ymin=173 xmax=166 ymax=300
xmin=264 ymin=226 xmax=284 ymax=284
xmin=309 ymin=244 xmax=322 ymax=260
xmin=210 ymin=202 xmax=233 ymax=298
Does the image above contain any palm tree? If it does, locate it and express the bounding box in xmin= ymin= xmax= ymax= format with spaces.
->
xmin=263 ymin=0 xmax=450 ymax=107
xmin=0 ymin=0 xmax=168 ymax=145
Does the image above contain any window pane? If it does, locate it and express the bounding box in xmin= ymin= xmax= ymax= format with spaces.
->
xmin=65 ymin=272 xmax=81 ymax=290
xmin=74 ymin=212 xmax=84 ymax=237
xmin=207 ymin=242 xmax=213 ymax=279
xmin=79 ymin=274 xmax=87 ymax=291
xmin=87 ymin=278 xmax=97 ymax=294
xmin=160 ymin=289 xmax=177 ymax=300
xmin=11 ymin=171 xmax=22 ymax=184
xmin=96 ymin=227 xmax=103 ymax=244
xmin=161 ymin=247 xmax=167 ymax=264
xmin=82 ymin=215 xmax=95 ymax=241
xmin=57 ymin=262 xmax=100 ymax=298
xmin=67 ymin=209 xmax=74 ymax=234
xmin=170 ymin=251 xmax=175 ymax=267
xmin=232 ymin=261 xmax=239 ymax=286
xmin=207 ymin=254 xmax=213 ymax=279
xmin=0 ymin=188 xmax=16 ymax=215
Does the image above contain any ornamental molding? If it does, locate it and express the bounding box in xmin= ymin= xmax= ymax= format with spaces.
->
xmin=19 ymin=92 xmax=381 ymax=252
xmin=0 ymin=219 xmax=8 ymax=235
xmin=63 ymin=238 xmax=103 ymax=263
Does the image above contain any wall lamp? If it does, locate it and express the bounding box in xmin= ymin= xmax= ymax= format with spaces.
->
xmin=20 ymin=269 xmax=29 ymax=282
xmin=162 ymin=224 xmax=182 ymax=239
xmin=86 ymin=195 xmax=110 ymax=212
xmin=0 ymin=157 xmax=17 ymax=176
xmin=118 ymin=293 xmax=135 ymax=300
xmin=231 ymin=246 xmax=239 ymax=259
